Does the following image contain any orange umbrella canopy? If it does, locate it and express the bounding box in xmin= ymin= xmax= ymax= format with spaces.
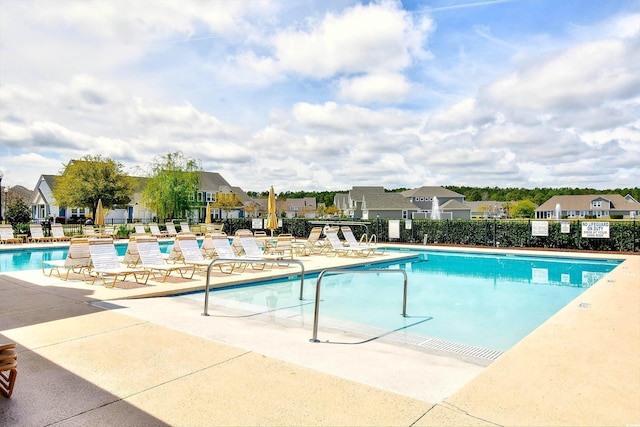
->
xmin=205 ymin=202 xmax=211 ymax=224
xmin=95 ymin=199 xmax=105 ymax=225
xmin=266 ymin=186 xmax=277 ymax=234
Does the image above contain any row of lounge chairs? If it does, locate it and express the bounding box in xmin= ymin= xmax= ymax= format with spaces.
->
xmin=38 ymin=225 xmax=385 ymax=287
xmin=133 ymin=222 xmax=224 ymax=238
xmin=0 ymin=221 xmax=216 ymax=245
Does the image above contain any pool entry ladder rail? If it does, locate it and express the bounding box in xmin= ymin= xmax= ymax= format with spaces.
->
xmin=310 ymin=269 xmax=408 ymax=343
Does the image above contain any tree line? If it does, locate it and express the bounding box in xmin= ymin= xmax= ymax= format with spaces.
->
xmin=444 ymin=186 xmax=640 ymax=205
xmin=250 ymin=186 xmax=639 ymax=208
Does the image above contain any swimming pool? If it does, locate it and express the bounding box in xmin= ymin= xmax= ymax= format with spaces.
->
xmin=0 ymin=241 xmax=175 ymax=272
xmin=182 ymin=250 xmax=620 ymax=357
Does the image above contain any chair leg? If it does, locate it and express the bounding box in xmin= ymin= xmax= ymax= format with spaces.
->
xmin=0 ymin=364 xmax=17 ymax=398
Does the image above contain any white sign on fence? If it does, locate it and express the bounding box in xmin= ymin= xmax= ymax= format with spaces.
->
xmin=581 ymin=222 xmax=610 ymax=238
xmin=531 ymin=221 xmax=549 ymax=237
xmin=388 ymin=220 xmax=400 ymax=239
xmin=252 ymin=218 xmax=263 ymax=229
xmin=561 ymin=221 xmax=571 ymax=233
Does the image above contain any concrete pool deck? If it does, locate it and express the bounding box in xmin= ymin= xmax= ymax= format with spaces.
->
xmin=1 ymin=242 xmax=639 ymax=426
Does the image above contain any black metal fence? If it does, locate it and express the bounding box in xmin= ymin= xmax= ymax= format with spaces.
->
xmin=226 ymin=217 xmax=639 ymax=252
xmin=41 ymin=217 xmax=638 ymax=252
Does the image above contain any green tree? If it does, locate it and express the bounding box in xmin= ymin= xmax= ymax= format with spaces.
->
xmin=5 ymin=198 xmax=31 ymax=226
xmin=53 ymin=155 xmax=134 ymax=217
xmin=213 ymin=192 xmax=243 ymax=219
xmin=142 ymin=151 xmax=201 ymax=220
xmin=513 ymin=200 xmax=537 ymax=218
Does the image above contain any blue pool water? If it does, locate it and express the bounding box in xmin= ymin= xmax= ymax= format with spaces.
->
xmin=0 ymin=241 xmax=175 ymax=272
xmin=1 ymin=244 xmax=620 ymax=355
xmin=187 ymin=250 xmax=619 ymax=353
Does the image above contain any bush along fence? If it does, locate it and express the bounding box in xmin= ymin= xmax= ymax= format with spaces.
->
xmin=223 ymin=218 xmax=639 ymax=253
xmin=29 ymin=218 xmax=637 ymax=252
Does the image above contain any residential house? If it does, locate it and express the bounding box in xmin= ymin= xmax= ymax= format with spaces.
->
xmin=535 ymin=194 xmax=640 ymax=219
xmin=282 ymin=197 xmax=317 ymax=218
xmin=31 ymin=175 xmax=58 ymax=222
xmin=334 ymin=186 xmax=385 ymax=218
xmin=361 ymin=193 xmax=419 ymax=220
xmin=30 ymin=171 xmax=250 ymax=224
xmin=198 ymin=172 xmax=252 ymax=220
xmin=2 ymin=184 xmax=33 ymax=221
xmin=401 ymin=186 xmax=471 ymax=220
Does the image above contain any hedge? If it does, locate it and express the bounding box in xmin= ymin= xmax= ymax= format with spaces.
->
xmin=221 ymin=218 xmax=639 ymax=252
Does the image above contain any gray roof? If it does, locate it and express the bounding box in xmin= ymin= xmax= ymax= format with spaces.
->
xmin=439 ymin=199 xmax=471 ymax=211
xmin=362 ymin=193 xmax=418 ymax=210
xmin=401 ymin=186 xmax=464 ymax=198
xmin=35 ymin=175 xmax=57 ymax=193
xmin=199 ymin=172 xmax=232 ymax=191
xmin=334 ymin=193 xmax=348 ymax=209
xmin=349 ymin=186 xmax=385 ymax=202
xmin=230 ymin=186 xmax=252 ymax=203
xmin=536 ymin=194 xmax=640 ymax=211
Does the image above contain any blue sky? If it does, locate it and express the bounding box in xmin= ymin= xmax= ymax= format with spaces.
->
xmin=1 ymin=0 xmax=638 ymax=193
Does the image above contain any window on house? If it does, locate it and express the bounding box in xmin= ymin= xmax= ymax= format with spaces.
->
xmin=402 ymin=210 xmax=408 ymax=219
xmin=592 ymin=200 xmax=602 ymax=208
xmin=567 ymin=211 xmax=576 ymax=218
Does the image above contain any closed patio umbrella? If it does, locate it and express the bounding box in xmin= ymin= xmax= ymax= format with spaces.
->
xmin=95 ymin=199 xmax=105 ymax=226
xmin=205 ymin=202 xmax=211 ymax=224
xmin=266 ymin=186 xmax=278 ymax=236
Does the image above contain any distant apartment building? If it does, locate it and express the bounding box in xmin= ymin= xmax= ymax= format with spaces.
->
xmin=535 ymin=194 xmax=640 ymax=219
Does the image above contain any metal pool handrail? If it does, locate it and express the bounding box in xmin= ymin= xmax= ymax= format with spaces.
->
xmin=310 ymin=269 xmax=408 ymax=343
xmin=202 ymin=258 xmax=306 ymax=316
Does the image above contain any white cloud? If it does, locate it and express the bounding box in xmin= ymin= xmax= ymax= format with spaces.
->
xmin=292 ymin=102 xmax=416 ymax=132
xmin=337 ymin=73 xmax=412 ymax=103
xmin=0 ymin=1 xmax=638 ymax=192
xmin=220 ymin=1 xmax=433 ymax=92
xmin=271 ymin=2 xmax=430 ymax=77
xmin=484 ymin=38 xmax=640 ymax=111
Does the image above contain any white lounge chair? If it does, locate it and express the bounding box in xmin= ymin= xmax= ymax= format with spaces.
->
xmin=165 ymin=223 xmax=179 ymax=236
xmin=296 ymin=227 xmax=328 ymax=256
xmin=87 ymin=238 xmax=151 ymax=287
xmin=324 ymin=229 xmax=374 ymax=257
xmin=209 ymin=234 xmax=246 ymax=273
xmin=29 ymin=224 xmax=53 ymax=243
xmin=149 ymin=223 xmax=175 ymax=238
xmin=133 ymin=223 xmax=148 ymax=234
xmin=200 ymin=232 xmax=220 ymax=259
xmin=239 ymin=236 xmax=285 ymax=269
xmin=135 ymin=235 xmax=194 ymax=282
xmin=265 ymin=234 xmax=294 ymax=259
xmin=42 ymin=237 xmax=92 ymax=280
xmin=82 ymin=226 xmax=99 ymax=238
xmin=175 ymin=234 xmax=235 ymax=274
xmin=340 ymin=226 xmax=385 ymax=255
xmin=51 ymin=223 xmax=71 ymax=242
xmin=122 ymin=236 xmax=142 ymax=266
xmin=232 ymin=229 xmax=253 ymax=255
xmin=100 ymin=225 xmax=116 ymax=238
xmin=0 ymin=225 xmax=22 ymax=244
